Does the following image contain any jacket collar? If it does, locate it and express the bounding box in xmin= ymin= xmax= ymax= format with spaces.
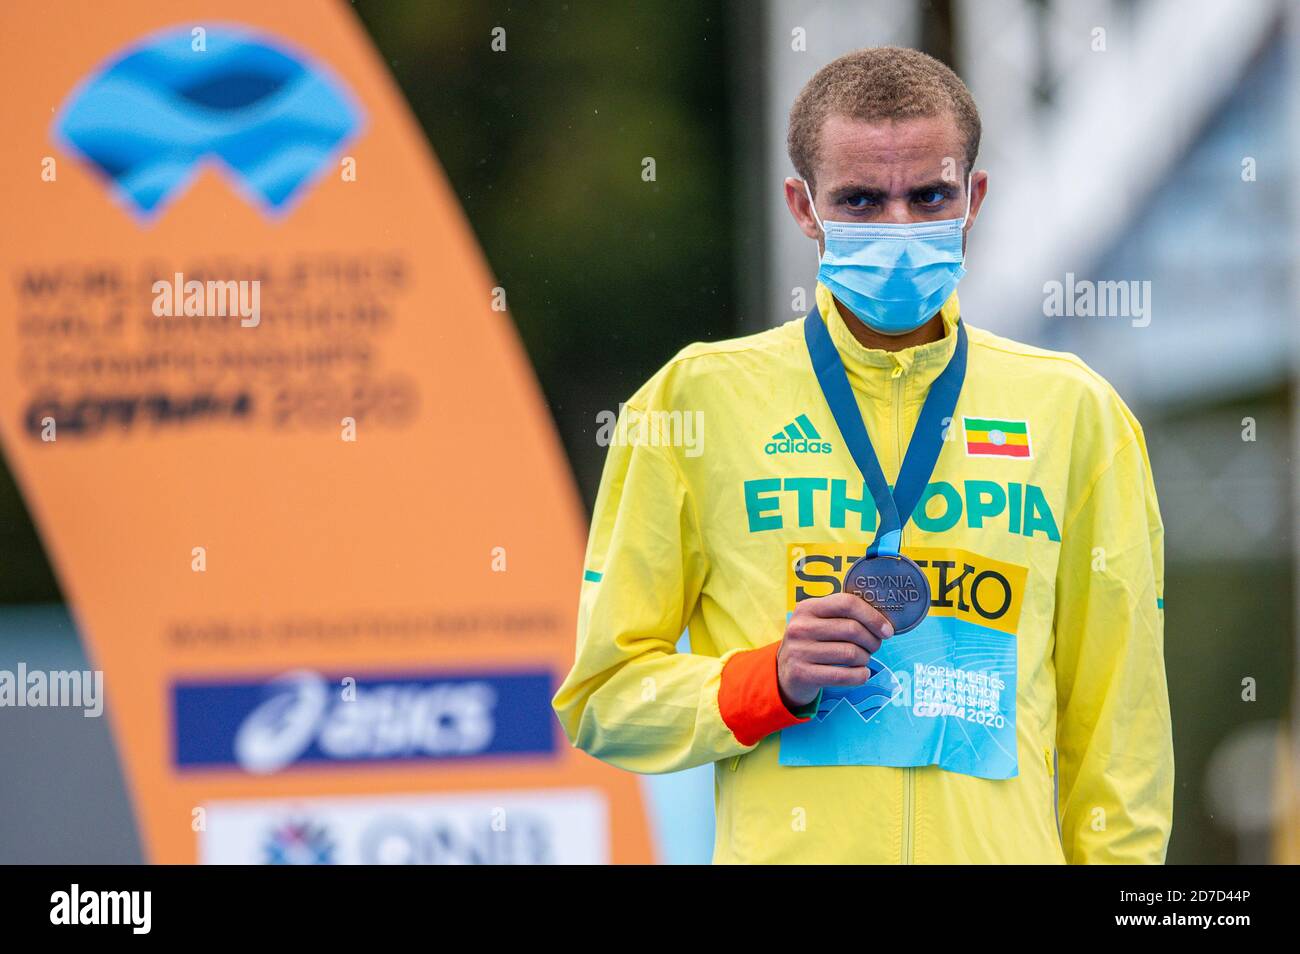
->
xmin=814 ymin=282 xmax=962 ymax=400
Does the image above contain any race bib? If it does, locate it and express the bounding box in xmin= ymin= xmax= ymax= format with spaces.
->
xmin=779 ymin=544 xmax=1024 ymax=779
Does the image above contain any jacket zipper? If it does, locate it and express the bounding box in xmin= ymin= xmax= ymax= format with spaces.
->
xmin=891 ymin=364 xmax=915 ymax=865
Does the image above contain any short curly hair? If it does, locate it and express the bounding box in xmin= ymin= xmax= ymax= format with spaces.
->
xmin=788 ymin=46 xmax=981 ymax=191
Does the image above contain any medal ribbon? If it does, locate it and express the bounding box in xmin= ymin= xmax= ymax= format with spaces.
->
xmin=804 ymin=304 xmax=968 ymax=558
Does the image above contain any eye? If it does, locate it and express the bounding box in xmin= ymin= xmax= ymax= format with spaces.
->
xmin=843 ymin=192 xmax=876 ymax=211
xmin=914 ymin=189 xmax=949 ymax=208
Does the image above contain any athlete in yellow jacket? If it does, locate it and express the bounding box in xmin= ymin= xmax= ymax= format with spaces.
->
xmin=554 ymin=46 xmax=1173 ymax=864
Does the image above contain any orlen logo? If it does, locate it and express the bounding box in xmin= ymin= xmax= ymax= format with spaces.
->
xmin=198 ymin=790 xmax=609 ymax=864
xmin=359 ymin=811 xmax=558 ymax=865
xmin=765 ymin=414 xmax=832 ymax=455
xmin=172 ymin=669 xmax=555 ymax=773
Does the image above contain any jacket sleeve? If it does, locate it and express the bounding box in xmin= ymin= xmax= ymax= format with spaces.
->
xmin=552 ymin=400 xmax=813 ymax=775
xmin=1053 ymin=426 xmax=1173 ymax=863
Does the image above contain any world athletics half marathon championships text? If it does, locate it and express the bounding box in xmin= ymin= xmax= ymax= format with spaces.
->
xmin=165 ymin=610 xmax=563 ymax=649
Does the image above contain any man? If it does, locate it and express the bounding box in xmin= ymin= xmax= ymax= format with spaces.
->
xmin=553 ymin=46 xmax=1172 ymax=864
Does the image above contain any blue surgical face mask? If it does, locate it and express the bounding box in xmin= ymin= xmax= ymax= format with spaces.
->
xmin=804 ymin=176 xmax=971 ymax=335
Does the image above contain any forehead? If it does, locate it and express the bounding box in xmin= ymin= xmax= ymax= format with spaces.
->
xmin=814 ymin=113 xmax=964 ymax=190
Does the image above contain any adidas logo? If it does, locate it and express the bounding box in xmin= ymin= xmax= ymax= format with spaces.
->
xmin=765 ymin=414 xmax=832 ymax=455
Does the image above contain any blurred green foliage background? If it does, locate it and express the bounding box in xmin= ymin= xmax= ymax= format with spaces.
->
xmin=353 ymin=0 xmax=744 ymax=503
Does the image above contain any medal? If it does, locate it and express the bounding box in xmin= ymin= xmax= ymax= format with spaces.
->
xmin=804 ymin=304 xmax=968 ymax=632
xmin=843 ymin=552 xmax=932 ymax=634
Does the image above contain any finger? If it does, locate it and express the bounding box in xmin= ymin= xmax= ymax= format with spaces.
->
xmin=801 ymin=618 xmax=882 ymax=654
xmin=809 ymin=592 xmax=894 ymax=638
xmin=800 ymin=639 xmax=872 ymax=668
xmin=803 ymin=663 xmax=872 ymax=688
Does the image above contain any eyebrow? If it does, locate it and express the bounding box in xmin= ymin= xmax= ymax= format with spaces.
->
xmin=826 ymin=179 xmax=960 ymax=203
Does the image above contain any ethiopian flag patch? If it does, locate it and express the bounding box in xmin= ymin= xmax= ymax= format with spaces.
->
xmin=964 ymin=417 xmax=1032 ymax=458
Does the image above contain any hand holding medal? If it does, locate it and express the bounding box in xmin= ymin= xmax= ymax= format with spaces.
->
xmin=776 ymin=590 xmax=896 ymax=710
xmin=804 ymin=304 xmax=967 ymax=635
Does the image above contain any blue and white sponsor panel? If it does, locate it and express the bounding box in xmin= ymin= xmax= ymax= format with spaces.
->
xmin=199 ymin=789 xmax=609 ymax=864
xmin=172 ymin=669 xmax=556 ymax=773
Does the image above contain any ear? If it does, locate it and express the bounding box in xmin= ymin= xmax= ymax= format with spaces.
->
xmin=784 ymin=177 xmax=822 ymax=242
xmin=963 ymin=170 xmax=989 ymax=233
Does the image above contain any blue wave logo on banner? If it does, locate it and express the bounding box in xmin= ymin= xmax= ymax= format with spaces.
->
xmin=816 ymin=658 xmax=899 ymax=721
xmin=53 ymin=24 xmax=363 ymax=219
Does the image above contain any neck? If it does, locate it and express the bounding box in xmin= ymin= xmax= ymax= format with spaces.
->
xmin=834 ymin=295 xmax=947 ymax=351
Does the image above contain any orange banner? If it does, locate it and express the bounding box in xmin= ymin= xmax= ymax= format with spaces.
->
xmin=0 ymin=1 xmax=650 ymax=863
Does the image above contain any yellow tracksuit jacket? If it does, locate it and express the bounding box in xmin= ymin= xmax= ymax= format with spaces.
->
xmin=554 ymin=284 xmax=1173 ymax=863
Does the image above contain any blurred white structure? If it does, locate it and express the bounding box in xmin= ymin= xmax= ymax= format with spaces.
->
xmin=762 ymin=0 xmax=1289 ymax=394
